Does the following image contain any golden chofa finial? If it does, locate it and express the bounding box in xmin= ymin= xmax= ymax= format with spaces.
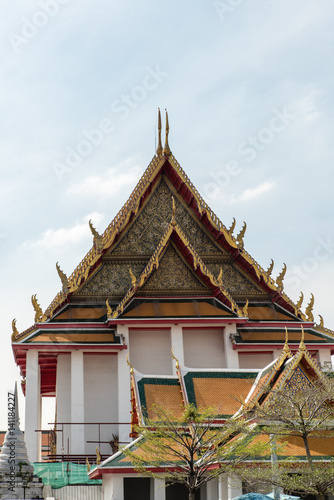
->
xmin=156 ymin=108 xmax=163 ymax=156
xmin=276 ymin=263 xmax=287 ymax=291
xmin=266 ymin=259 xmax=274 ymax=277
xmin=126 ymin=353 xmax=134 ymax=375
xmin=11 ymin=319 xmax=19 ymax=342
xmin=171 ymin=196 xmax=177 ymax=226
xmin=106 ymin=299 xmax=113 ymax=318
xmin=296 ymin=291 xmax=304 ymax=311
xmin=236 ymin=222 xmax=246 ymax=249
xmin=171 ymin=346 xmax=180 ymax=370
xmin=283 ymin=327 xmax=292 ymax=356
xmin=129 ymin=268 xmax=137 ymax=287
xmin=31 ymin=294 xmax=43 ymax=323
xmin=56 ymin=262 xmax=69 ymax=294
xmin=162 ymin=109 xmax=171 ymax=156
xmin=299 ymin=325 xmax=306 ymax=352
xmin=228 ymin=218 xmax=236 ymax=235
xmin=305 ymin=293 xmax=314 ymax=322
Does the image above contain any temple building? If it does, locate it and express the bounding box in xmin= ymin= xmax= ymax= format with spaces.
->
xmin=11 ymin=111 xmax=334 ymax=499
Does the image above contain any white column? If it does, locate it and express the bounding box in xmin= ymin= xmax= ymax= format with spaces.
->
xmin=25 ymin=349 xmax=41 ymax=462
xmin=171 ymin=324 xmax=184 ymax=375
xmin=71 ymin=350 xmax=85 ymax=454
xmin=227 ymin=476 xmax=242 ymax=500
xmin=117 ymin=325 xmax=131 ymax=445
xmin=218 ymin=475 xmax=227 ymax=500
xmin=56 ymin=354 xmax=71 ymax=455
xmin=318 ymin=349 xmax=332 ymax=367
xmin=153 ymin=478 xmax=165 ymax=500
xmin=207 ymin=477 xmax=218 ymax=500
xmin=224 ymin=324 xmax=239 ymax=368
xmin=106 ymin=474 xmax=123 ymax=500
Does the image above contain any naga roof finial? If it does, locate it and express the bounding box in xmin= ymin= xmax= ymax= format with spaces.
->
xmin=163 ymin=109 xmax=171 ymax=156
xmin=171 ymin=346 xmax=180 ymax=370
xmin=56 ymin=262 xmax=69 ymax=294
xmin=236 ymin=222 xmax=247 ymax=249
xmin=276 ymin=263 xmax=286 ymax=291
xmin=283 ymin=327 xmax=292 ymax=356
xmin=31 ymin=294 xmax=43 ymax=323
xmin=305 ymin=293 xmax=314 ymax=322
xmin=299 ymin=325 xmax=306 ymax=352
xmin=11 ymin=319 xmax=19 ymax=342
xmin=156 ymin=108 xmax=163 ymax=156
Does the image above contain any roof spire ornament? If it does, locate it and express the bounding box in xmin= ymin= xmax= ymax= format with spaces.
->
xmin=162 ymin=109 xmax=171 ymax=157
xmin=171 ymin=346 xmax=180 ymax=370
xmin=11 ymin=318 xmax=19 ymax=342
xmin=156 ymin=108 xmax=163 ymax=156
xmin=236 ymin=222 xmax=246 ymax=249
xmin=296 ymin=291 xmax=304 ymax=310
xmin=266 ymin=259 xmax=274 ymax=277
xmin=56 ymin=262 xmax=69 ymax=294
xmin=228 ymin=218 xmax=236 ymax=235
xmin=31 ymin=294 xmax=43 ymax=323
xmin=241 ymin=299 xmax=249 ymax=317
xmin=276 ymin=263 xmax=286 ymax=291
xmin=89 ymin=219 xmax=104 ymax=252
xmin=106 ymin=299 xmax=113 ymax=318
xmin=126 ymin=353 xmax=134 ymax=375
xmin=305 ymin=293 xmax=314 ymax=322
xmin=129 ymin=268 xmax=137 ymax=287
xmin=319 ymin=314 xmax=324 ymax=328
xmin=283 ymin=327 xmax=292 ymax=356
xmin=299 ymin=325 xmax=306 ymax=352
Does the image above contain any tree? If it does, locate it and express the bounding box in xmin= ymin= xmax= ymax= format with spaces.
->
xmin=236 ymin=375 xmax=334 ymax=500
xmin=123 ymin=403 xmax=267 ymax=500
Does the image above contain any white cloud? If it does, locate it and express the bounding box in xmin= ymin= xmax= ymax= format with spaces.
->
xmin=67 ymin=162 xmax=143 ymax=198
xmin=23 ymin=211 xmax=106 ymax=249
xmin=229 ymin=181 xmax=276 ymax=204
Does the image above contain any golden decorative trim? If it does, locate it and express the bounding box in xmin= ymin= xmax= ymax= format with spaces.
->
xmin=156 ymin=108 xmax=163 ymax=156
xmin=241 ymin=299 xmax=249 ymax=317
xmin=89 ymin=219 xmax=103 ymax=252
xmin=31 ymin=294 xmax=43 ymax=323
xmin=217 ymin=267 xmax=223 ymax=286
xmin=276 ymin=263 xmax=286 ymax=291
xmin=106 ymin=299 xmax=113 ymax=318
xmin=283 ymin=327 xmax=292 ymax=356
xmin=305 ymin=293 xmax=314 ymax=322
xmin=266 ymin=259 xmax=274 ymax=277
xmin=296 ymin=291 xmax=303 ymax=310
xmin=319 ymin=314 xmax=324 ymax=328
xmin=236 ymin=222 xmax=247 ymax=249
xmin=96 ymin=447 xmax=101 ymax=465
xmin=228 ymin=218 xmax=236 ymax=235
xmin=171 ymin=195 xmax=177 ymax=226
xmin=299 ymin=325 xmax=306 ymax=352
xmin=56 ymin=262 xmax=69 ymax=294
xmin=129 ymin=268 xmax=137 ymax=287
xmin=162 ymin=109 xmax=171 ymax=156
xmin=11 ymin=319 xmax=19 ymax=342
xmin=86 ymin=457 xmax=91 ymax=472
xmin=171 ymin=346 xmax=180 ymax=370
xmin=111 ymin=221 xmax=241 ymax=319
xmin=126 ymin=353 xmax=134 ymax=375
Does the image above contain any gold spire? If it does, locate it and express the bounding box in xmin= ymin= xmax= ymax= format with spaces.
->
xmin=56 ymin=262 xmax=69 ymax=294
xmin=299 ymin=325 xmax=306 ymax=352
xmin=31 ymin=294 xmax=43 ymax=323
xmin=171 ymin=346 xmax=180 ymax=370
xmin=276 ymin=263 xmax=286 ymax=291
xmin=11 ymin=319 xmax=19 ymax=342
xmin=171 ymin=196 xmax=176 ymax=226
xmin=156 ymin=108 xmax=163 ymax=156
xmin=89 ymin=219 xmax=103 ymax=251
xmin=162 ymin=109 xmax=171 ymax=156
xmin=106 ymin=299 xmax=113 ymax=318
xmin=296 ymin=291 xmax=304 ymax=310
xmin=283 ymin=327 xmax=292 ymax=356
xmin=236 ymin=222 xmax=246 ymax=249
xmin=228 ymin=218 xmax=236 ymax=235
xmin=129 ymin=268 xmax=137 ymax=287
xmin=126 ymin=353 xmax=134 ymax=375
xmin=305 ymin=293 xmax=314 ymax=321
xmin=266 ymin=259 xmax=274 ymax=277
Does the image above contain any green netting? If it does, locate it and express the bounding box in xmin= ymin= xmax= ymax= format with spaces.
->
xmin=32 ymin=462 xmax=102 ymax=489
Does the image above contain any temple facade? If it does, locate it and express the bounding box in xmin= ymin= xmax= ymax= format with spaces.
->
xmin=11 ymin=111 xmax=334 ymax=499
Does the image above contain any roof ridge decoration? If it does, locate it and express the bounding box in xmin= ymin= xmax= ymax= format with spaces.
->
xmin=314 ymin=314 xmax=334 ymax=337
xmin=107 ymin=216 xmax=243 ymax=320
xmin=171 ymin=347 xmax=189 ymax=406
xmin=31 ymin=294 xmax=43 ymax=323
xmin=156 ymin=108 xmax=163 ymax=156
xmin=37 ymin=116 xmax=314 ymax=322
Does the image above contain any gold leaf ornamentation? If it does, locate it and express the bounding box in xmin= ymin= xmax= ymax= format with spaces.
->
xmin=276 ymin=263 xmax=286 ymax=291
xmin=236 ymin=222 xmax=246 ymax=249
xmin=89 ymin=219 xmax=104 ymax=252
xmin=156 ymin=108 xmax=163 ymax=156
xmin=228 ymin=218 xmax=236 ymax=235
xmin=11 ymin=319 xmax=19 ymax=342
xmin=56 ymin=262 xmax=69 ymax=294
xmin=106 ymin=299 xmax=113 ymax=318
xmin=31 ymin=294 xmax=43 ymax=323
xmin=266 ymin=259 xmax=274 ymax=277
xmin=129 ymin=268 xmax=137 ymax=287
xmin=305 ymin=293 xmax=314 ymax=322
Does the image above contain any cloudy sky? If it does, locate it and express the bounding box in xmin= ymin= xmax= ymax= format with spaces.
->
xmin=1 ymin=0 xmax=334 ymax=430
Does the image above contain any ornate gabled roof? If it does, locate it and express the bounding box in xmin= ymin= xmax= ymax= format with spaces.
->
xmin=12 ymin=112 xmax=334 ymax=342
xmin=107 ymin=219 xmax=243 ymax=320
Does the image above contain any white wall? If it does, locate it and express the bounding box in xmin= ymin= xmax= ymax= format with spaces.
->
xmin=129 ymin=329 xmax=172 ymax=375
xmin=56 ymin=354 xmax=71 ymax=455
xmin=238 ymin=352 xmax=273 ymax=369
xmin=84 ymin=354 xmax=118 ymax=456
xmin=183 ymin=328 xmax=225 ymax=368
